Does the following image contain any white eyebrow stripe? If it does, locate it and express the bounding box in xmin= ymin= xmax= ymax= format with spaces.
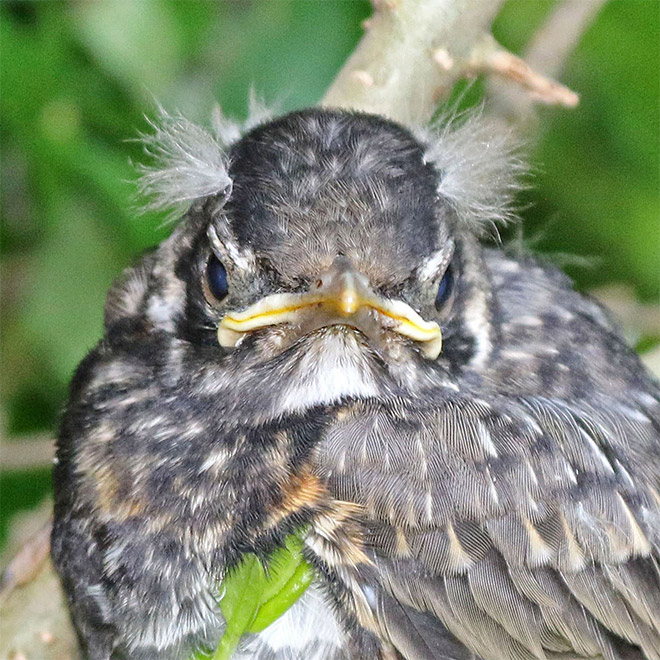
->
xmin=419 ymin=250 xmax=449 ymax=281
xmin=224 ymin=239 xmax=252 ymax=270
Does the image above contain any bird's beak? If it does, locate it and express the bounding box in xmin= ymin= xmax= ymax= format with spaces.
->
xmin=218 ymin=258 xmax=442 ymax=358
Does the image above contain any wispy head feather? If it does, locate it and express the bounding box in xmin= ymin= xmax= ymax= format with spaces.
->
xmin=418 ymin=109 xmax=527 ymax=235
xmin=136 ymin=99 xmax=275 ymax=213
xmin=136 ymin=106 xmax=233 ymax=212
xmin=137 ymin=102 xmax=523 ymax=231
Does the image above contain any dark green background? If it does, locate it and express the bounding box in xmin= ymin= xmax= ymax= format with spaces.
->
xmin=1 ymin=0 xmax=658 ymax=551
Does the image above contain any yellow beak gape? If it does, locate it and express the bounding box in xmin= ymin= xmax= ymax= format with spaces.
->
xmin=218 ymin=261 xmax=442 ymax=359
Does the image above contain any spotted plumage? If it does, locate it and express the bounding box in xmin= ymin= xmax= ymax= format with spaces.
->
xmin=52 ymin=107 xmax=660 ymax=660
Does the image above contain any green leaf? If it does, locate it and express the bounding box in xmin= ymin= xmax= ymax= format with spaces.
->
xmin=194 ymin=530 xmax=313 ymax=660
xmin=255 ymin=533 xmax=307 ymax=606
xmin=248 ymin=558 xmax=313 ymax=634
xmin=211 ymin=555 xmax=266 ymax=660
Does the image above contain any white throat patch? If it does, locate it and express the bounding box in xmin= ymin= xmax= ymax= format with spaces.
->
xmin=278 ymin=330 xmax=379 ymax=413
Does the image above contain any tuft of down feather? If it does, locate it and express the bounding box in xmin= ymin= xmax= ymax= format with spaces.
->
xmin=137 ymin=97 xmax=274 ymax=213
xmin=137 ymin=102 xmax=524 ymax=232
xmin=137 ymin=106 xmax=233 ymax=212
xmin=418 ymin=110 xmax=527 ymax=235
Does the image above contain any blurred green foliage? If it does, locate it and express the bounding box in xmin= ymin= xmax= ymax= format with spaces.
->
xmin=1 ymin=0 xmax=658 ymax=550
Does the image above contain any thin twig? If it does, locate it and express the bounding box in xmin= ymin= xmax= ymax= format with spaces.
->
xmin=525 ymin=0 xmax=608 ymax=79
xmin=470 ymin=34 xmax=578 ymax=107
xmin=0 ymin=520 xmax=52 ymax=606
xmin=1 ymin=433 xmax=55 ymax=472
xmin=592 ymin=284 xmax=660 ymax=341
xmin=487 ymin=0 xmax=607 ymax=125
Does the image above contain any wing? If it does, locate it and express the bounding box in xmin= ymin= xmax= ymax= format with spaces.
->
xmin=314 ymin=384 xmax=660 ymax=660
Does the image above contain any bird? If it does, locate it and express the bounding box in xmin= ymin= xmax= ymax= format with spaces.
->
xmin=51 ymin=106 xmax=660 ymax=660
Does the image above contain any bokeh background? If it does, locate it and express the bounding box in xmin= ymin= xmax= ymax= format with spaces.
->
xmin=1 ymin=0 xmax=658 ymax=556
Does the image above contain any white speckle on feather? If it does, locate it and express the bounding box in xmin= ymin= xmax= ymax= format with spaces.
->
xmin=419 ymin=248 xmax=450 ymax=281
xmin=579 ymin=428 xmax=615 ymax=474
xmin=477 ymin=421 xmax=498 ymax=457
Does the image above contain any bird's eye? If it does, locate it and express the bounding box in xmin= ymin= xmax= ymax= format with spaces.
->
xmin=206 ymin=255 xmax=229 ymax=301
xmin=435 ymin=265 xmax=454 ymax=311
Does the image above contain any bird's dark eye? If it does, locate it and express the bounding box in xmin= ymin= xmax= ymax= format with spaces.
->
xmin=435 ymin=265 xmax=454 ymax=311
xmin=206 ymin=255 xmax=229 ymax=301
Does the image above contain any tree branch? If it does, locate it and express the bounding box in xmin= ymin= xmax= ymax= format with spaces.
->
xmin=322 ymin=0 xmax=507 ymax=124
xmin=321 ymin=0 xmax=582 ymax=127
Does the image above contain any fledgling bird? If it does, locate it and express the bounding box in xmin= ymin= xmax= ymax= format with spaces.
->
xmin=52 ymin=107 xmax=660 ymax=660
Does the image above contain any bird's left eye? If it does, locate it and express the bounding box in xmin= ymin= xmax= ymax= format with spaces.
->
xmin=206 ymin=255 xmax=229 ymax=301
xmin=435 ymin=265 xmax=454 ymax=311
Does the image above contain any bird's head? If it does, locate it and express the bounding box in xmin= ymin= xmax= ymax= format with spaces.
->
xmin=212 ymin=111 xmax=450 ymax=362
xmin=108 ymin=107 xmax=523 ymax=406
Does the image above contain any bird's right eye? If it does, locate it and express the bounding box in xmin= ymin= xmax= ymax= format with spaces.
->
xmin=206 ymin=255 xmax=229 ymax=301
